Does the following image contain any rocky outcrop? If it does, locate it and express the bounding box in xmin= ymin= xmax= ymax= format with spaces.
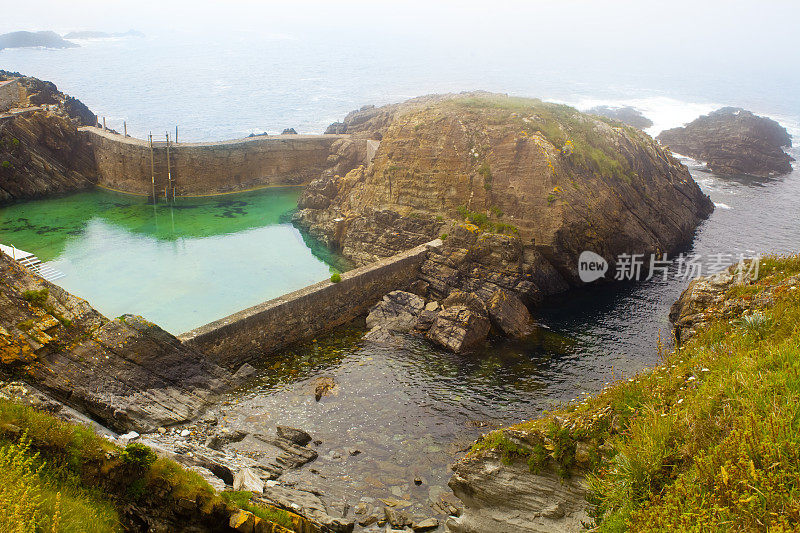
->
xmin=1 ymin=71 xmax=97 ymax=125
xmin=587 ymin=105 xmax=653 ymax=130
xmin=448 ymin=451 xmax=588 ymax=533
xmin=0 ymin=111 xmax=98 ymax=203
xmin=0 ymin=251 xmax=234 ymax=432
xmin=656 ymin=107 xmax=794 ymax=176
xmin=426 ymin=292 xmax=491 ymax=353
xmin=296 ymin=93 xmax=713 ymax=299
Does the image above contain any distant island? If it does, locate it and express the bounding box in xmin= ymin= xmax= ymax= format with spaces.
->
xmin=62 ymin=29 xmax=144 ymax=39
xmin=0 ymin=30 xmax=77 ymax=50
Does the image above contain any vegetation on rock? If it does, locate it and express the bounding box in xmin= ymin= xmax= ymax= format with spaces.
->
xmin=465 ymin=254 xmax=800 ymax=530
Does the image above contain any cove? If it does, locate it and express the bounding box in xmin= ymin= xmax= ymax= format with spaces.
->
xmin=0 ymin=187 xmax=347 ymax=333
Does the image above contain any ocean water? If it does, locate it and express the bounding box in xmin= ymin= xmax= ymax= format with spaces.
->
xmin=2 ymin=4 xmax=799 ymax=526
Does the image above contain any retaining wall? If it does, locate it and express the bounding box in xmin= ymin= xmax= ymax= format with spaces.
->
xmin=80 ymin=127 xmax=349 ymax=196
xmin=179 ymin=239 xmax=442 ymax=366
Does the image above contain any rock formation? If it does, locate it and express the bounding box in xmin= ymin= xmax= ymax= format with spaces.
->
xmin=296 ymin=93 xmax=713 ymax=333
xmin=0 ymin=251 xmax=233 ymax=433
xmin=656 ymin=107 xmax=794 ymax=176
xmin=587 ymin=105 xmax=653 ymax=130
xmin=0 ymin=31 xmax=78 ymax=50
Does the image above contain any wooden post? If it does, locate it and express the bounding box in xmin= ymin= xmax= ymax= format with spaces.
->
xmin=175 ymin=126 xmax=178 ymax=144
xmin=124 ymin=121 xmax=127 ymax=137
xmin=102 ymin=117 xmax=106 ymax=131
xmin=149 ymin=133 xmax=156 ymax=203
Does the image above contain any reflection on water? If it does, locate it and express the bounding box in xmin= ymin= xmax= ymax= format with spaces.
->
xmin=221 ymin=162 xmax=800 ymax=523
xmin=0 ymin=187 xmax=348 ymax=333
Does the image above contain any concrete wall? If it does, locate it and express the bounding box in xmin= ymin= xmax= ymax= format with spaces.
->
xmin=179 ymin=239 xmax=442 ymax=366
xmin=0 ymin=80 xmax=21 ymax=112
xmin=80 ymin=127 xmax=349 ymax=196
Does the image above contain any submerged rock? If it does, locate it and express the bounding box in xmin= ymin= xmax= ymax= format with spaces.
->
xmin=276 ymin=425 xmax=313 ymax=446
xmin=657 ymin=107 xmax=794 ymax=176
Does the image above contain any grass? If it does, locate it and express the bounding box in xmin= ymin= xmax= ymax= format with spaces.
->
xmin=0 ymin=399 xmax=305 ymax=532
xmin=451 ymin=94 xmax=642 ymax=183
xmin=455 ymin=205 xmax=518 ymax=236
xmin=470 ymin=254 xmax=800 ymax=531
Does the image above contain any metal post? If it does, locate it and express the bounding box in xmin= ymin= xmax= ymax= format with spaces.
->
xmin=124 ymin=121 xmax=127 ymax=137
xmin=149 ymin=133 xmax=156 ymax=204
xmin=102 ymin=117 xmax=106 ymax=131
xmin=175 ymin=126 xmax=178 ymax=144
xmin=166 ymin=133 xmax=172 ymax=203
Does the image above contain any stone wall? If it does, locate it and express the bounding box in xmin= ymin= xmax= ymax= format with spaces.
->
xmin=81 ymin=127 xmax=350 ymax=196
xmin=179 ymin=239 xmax=442 ymax=366
xmin=0 ymin=80 xmax=22 ymax=112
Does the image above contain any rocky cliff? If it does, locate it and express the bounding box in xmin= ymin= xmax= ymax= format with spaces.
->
xmin=296 ymin=93 xmax=713 ymax=301
xmin=0 ymin=251 xmax=234 ymax=433
xmin=656 ymin=107 xmax=794 ymax=176
xmin=0 ymin=72 xmax=99 ymax=203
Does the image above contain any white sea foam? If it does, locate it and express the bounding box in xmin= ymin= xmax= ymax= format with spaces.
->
xmin=714 ymin=202 xmax=732 ymax=210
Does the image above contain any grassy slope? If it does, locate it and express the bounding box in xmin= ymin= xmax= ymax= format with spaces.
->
xmin=0 ymin=399 xmax=300 ymax=532
xmin=471 ymin=254 xmax=800 ymax=531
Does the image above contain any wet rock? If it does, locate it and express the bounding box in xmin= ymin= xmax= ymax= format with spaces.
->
xmin=384 ymin=506 xmax=412 ymax=528
xmin=487 ymin=289 xmax=534 ymax=338
xmin=426 ymin=293 xmax=490 ymax=353
xmin=234 ymin=467 xmax=265 ymax=493
xmin=276 ymin=426 xmax=312 ymax=446
xmin=314 ymin=376 xmax=337 ymax=401
xmin=259 ymin=484 xmax=355 ymax=532
xmin=232 ymin=363 xmax=257 ymax=382
xmin=411 ymin=517 xmax=439 ymax=531
xmin=366 ymin=291 xmax=425 ymax=332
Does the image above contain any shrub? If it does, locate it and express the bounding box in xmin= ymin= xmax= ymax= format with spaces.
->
xmin=121 ymin=443 xmax=157 ymax=471
xmin=22 ymin=288 xmax=49 ymax=307
xmin=1 ymin=161 xmax=11 ymax=169
xmin=330 ymin=273 xmax=341 ymax=283
xmin=440 ymin=233 xmax=449 ymax=241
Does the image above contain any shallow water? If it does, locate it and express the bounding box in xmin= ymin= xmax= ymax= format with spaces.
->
xmin=0 ymin=188 xmax=345 ymax=333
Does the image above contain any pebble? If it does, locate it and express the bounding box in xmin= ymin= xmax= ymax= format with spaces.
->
xmin=180 ymin=429 xmax=190 ymax=437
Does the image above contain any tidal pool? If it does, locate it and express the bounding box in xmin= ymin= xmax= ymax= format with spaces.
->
xmin=0 ymin=187 xmax=345 ymax=333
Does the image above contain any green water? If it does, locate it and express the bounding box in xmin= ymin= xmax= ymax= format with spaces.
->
xmin=0 ymin=188 xmax=346 ymax=333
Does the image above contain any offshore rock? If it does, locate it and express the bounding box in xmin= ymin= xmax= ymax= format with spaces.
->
xmin=587 ymin=105 xmax=653 ymax=130
xmin=0 ymin=252 xmax=232 ymax=432
xmin=657 ymin=107 xmax=794 ymax=176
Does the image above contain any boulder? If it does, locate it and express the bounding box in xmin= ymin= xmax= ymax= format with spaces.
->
xmin=276 ymin=426 xmax=312 ymax=446
xmin=487 ymin=289 xmax=534 ymax=338
xmin=234 ymin=467 xmax=265 ymax=493
xmin=365 ymin=290 xmax=425 ymax=332
xmin=415 ymin=301 xmax=440 ymax=331
xmin=426 ymin=304 xmax=490 ymax=353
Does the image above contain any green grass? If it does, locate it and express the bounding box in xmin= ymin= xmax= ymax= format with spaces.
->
xmin=471 ymin=254 xmax=800 ymax=531
xmin=22 ymin=288 xmax=49 ymax=307
xmin=221 ymin=491 xmax=296 ymax=529
xmin=455 ymin=205 xmax=517 ymax=236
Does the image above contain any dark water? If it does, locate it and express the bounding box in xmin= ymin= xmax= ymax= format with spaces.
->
xmin=215 ymin=158 xmax=800 ymax=523
xmin=0 ymin=188 xmax=346 ymax=333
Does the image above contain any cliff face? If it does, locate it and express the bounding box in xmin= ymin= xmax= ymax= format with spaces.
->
xmin=656 ymin=107 xmax=794 ymax=176
xmin=0 ymin=252 xmax=233 ymax=432
xmin=0 ymin=111 xmax=98 ymax=203
xmin=297 ymin=94 xmax=713 ymax=290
